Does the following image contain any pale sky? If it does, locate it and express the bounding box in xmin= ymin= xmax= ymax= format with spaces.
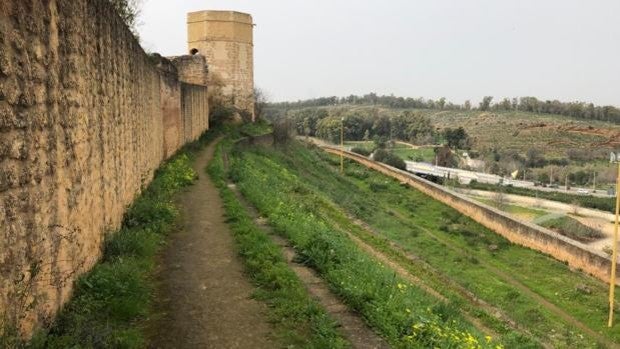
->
xmin=138 ymin=0 xmax=620 ymax=106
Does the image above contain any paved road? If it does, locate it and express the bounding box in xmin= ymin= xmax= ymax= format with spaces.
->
xmin=405 ymin=161 xmax=613 ymax=198
xmin=302 ymin=136 xmax=613 ymax=198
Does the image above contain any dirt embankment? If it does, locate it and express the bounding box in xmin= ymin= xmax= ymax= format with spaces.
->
xmin=518 ymin=123 xmax=620 ymax=147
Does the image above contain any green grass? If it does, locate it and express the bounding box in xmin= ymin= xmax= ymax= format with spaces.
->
xmin=345 ymin=141 xmax=436 ymax=162
xmin=239 ymin=119 xmax=273 ymax=136
xmin=228 ymin=140 xmax=620 ymax=348
xmin=392 ymin=147 xmax=436 ymax=162
xmin=207 ymin=138 xmax=349 ymax=348
xmin=227 ymin=142 xmax=505 ymax=348
xmin=475 ymin=198 xmax=548 ymax=221
xmin=20 ymin=129 xmax=221 ymax=349
xmin=539 ymin=216 xmax=606 ymax=243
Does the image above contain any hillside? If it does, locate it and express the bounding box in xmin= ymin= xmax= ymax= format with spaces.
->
xmin=267 ymin=104 xmax=620 ymax=185
xmin=216 ymin=137 xmax=620 ymax=348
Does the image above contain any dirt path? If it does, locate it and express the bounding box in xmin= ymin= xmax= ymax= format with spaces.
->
xmin=150 ymin=139 xmax=276 ymax=348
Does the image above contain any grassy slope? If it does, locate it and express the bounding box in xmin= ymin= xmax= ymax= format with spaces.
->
xmin=229 ymin=143 xmax=514 ymax=348
xmin=231 ymin=140 xmax=620 ymax=348
xmin=539 ymin=216 xmax=605 ymax=243
xmin=208 ymin=137 xmax=349 ymax=348
xmin=474 ymin=198 xmax=548 ymax=221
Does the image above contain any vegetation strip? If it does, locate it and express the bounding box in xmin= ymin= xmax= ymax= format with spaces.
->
xmin=246 ymin=140 xmax=620 ymax=347
xmin=327 ymin=214 xmax=547 ymax=346
xmin=227 ymin=141 xmax=504 ymax=348
xmin=14 ymin=130 xmax=221 ymax=349
xmin=316 ymin=145 xmax=615 ymax=347
xmin=208 ymin=138 xmax=349 ymax=348
xmin=227 ymin=179 xmax=390 ymax=349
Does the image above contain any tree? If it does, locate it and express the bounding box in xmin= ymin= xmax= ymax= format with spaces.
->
xmin=443 ymin=127 xmax=469 ymax=149
xmin=316 ymin=117 xmax=342 ymax=144
xmin=464 ymin=100 xmax=471 ymax=110
xmin=435 ymin=146 xmax=456 ymax=167
xmin=253 ymin=87 xmax=268 ymax=121
xmin=109 ymin=0 xmax=142 ymax=37
xmin=526 ymin=148 xmax=546 ymax=168
xmin=372 ymin=115 xmax=391 ymax=138
xmin=437 ymin=97 xmax=446 ymax=110
xmin=498 ymin=98 xmax=512 ymax=111
xmin=479 ymin=96 xmax=493 ymax=111
xmin=362 ymin=129 xmax=370 ymax=141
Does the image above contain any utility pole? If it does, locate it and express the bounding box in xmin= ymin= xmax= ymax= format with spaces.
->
xmin=608 ymin=152 xmax=620 ymax=327
xmin=594 ymin=172 xmax=597 ymax=192
xmin=549 ymin=168 xmax=553 ymax=186
xmin=340 ymin=117 xmax=344 ymax=174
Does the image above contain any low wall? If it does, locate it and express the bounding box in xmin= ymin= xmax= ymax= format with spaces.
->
xmin=321 ymin=146 xmax=617 ymax=284
xmin=0 ymin=0 xmax=209 ymax=337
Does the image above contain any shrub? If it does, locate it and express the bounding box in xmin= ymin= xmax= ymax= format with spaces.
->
xmin=539 ymin=216 xmax=605 ymax=242
xmin=373 ymin=149 xmax=406 ymax=170
xmin=351 ymin=147 xmax=371 ymax=156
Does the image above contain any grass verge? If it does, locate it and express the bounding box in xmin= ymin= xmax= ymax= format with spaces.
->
xmin=229 ymin=140 xmax=620 ymax=348
xmin=539 ymin=216 xmax=606 ymax=243
xmin=227 ymin=141 xmax=504 ymax=348
xmin=208 ymin=137 xmax=348 ymax=348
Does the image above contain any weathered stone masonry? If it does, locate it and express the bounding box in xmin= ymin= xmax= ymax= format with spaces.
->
xmin=0 ymin=0 xmax=209 ymax=336
xmin=188 ymin=10 xmax=255 ymax=119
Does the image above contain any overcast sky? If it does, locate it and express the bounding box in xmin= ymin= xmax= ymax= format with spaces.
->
xmin=138 ymin=0 xmax=620 ymax=106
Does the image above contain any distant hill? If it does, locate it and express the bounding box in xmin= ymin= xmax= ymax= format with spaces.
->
xmin=266 ymin=102 xmax=620 ymax=185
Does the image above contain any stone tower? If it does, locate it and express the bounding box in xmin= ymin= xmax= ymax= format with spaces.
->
xmin=187 ymin=10 xmax=255 ymax=120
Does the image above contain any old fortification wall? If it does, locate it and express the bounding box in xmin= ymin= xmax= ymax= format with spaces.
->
xmin=0 ymin=0 xmax=209 ymax=336
xmin=187 ymin=10 xmax=254 ymax=119
xmin=322 ymin=146 xmax=617 ymax=284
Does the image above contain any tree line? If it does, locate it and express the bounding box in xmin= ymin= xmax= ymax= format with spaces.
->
xmin=290 ymin=108 xmax=437 ymax=144
xmin=287 ymin=108 xmax=469 ymax=149
xmin=269 ymin=93 xmax=620 ymax=124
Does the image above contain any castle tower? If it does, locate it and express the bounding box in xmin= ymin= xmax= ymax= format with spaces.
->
xmin=187 ymin=10 xmax=255 ymax=120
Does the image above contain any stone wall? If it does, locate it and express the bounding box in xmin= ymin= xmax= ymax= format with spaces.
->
xmin=0 ymin=0 xmax=209 ymax=336
xmin=181 ymin=83 xmax=209 ymax=142
xmin=322 ymin=146 xmax=618 ymax=284
xmin=171 ymin=55 xmax=209 ymax=86
xmin=157 ymin=58 xmax=183 ymax=158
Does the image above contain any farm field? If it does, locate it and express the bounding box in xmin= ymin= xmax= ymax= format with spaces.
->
xmin=224 ymin=138 xmax=620 ymax=348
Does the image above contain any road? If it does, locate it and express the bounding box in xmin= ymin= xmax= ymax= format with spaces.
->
xmin=301 ymin=136 xmax=613 ymax=198
xmin=405 ymin=161 xmax=613 ymax=198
